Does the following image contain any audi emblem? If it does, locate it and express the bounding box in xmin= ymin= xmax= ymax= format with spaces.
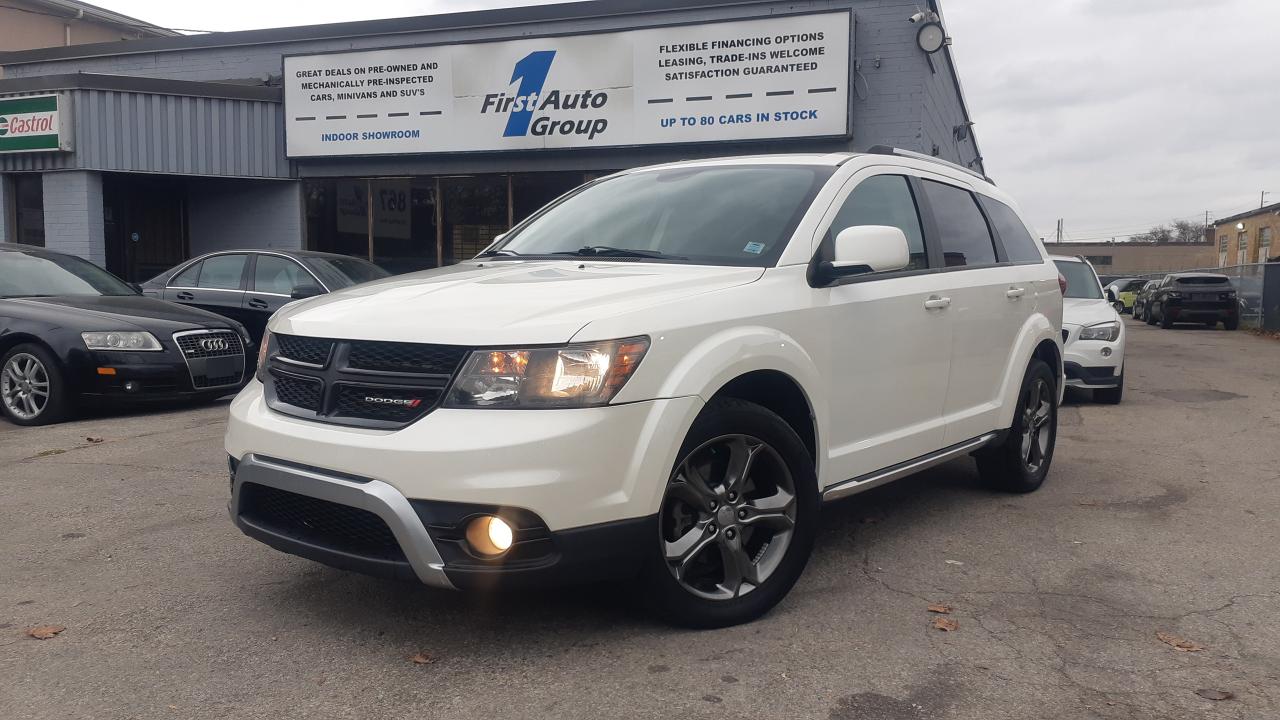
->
xmin=198 ymin=337 xmax=230 ymax=352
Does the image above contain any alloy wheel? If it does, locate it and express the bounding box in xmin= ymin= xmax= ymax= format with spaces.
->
xmin=660 ymin=434 xmax=797 ymax=601
xmin=1 ymin=353 xmax=51 ymax=421
xmin=1019 ymin=378 xmax=1053 ymax=473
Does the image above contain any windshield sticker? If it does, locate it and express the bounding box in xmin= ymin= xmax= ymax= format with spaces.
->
xmin=743 ymin=242 xmax=766 ymax=255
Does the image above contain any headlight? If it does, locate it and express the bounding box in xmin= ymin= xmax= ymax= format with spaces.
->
xmin=81 ymin=331 xmax=162 ymax=351
xmin=445 ymin=336 xmax=650 ymax=409
xmin=255 ymin=329 xmax=273 ymax=383
xmin=1167 ymin=291 xmax=1182 ymax=299
xmin=1079 ymin=322 xmax=1121 ymax=342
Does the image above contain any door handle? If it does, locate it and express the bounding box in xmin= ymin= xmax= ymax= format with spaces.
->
xmin=1006 ymin=287 xmax=1026 ymax=299
xmin=247 ymin=298 xmax=269 ymax=310
xmin=924 ymin=296 xmax=952 ymax=310
xmin=175 ymin=292 xmax=194 ymax=301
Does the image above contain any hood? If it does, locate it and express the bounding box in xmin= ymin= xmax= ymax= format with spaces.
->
xmin=12 ymin=295 xmax=240 ymax=333
xmin=1062 ymin=297 xmax=1120 ymax=328
xmin=272 ymin=261 xmax=765 ymax=345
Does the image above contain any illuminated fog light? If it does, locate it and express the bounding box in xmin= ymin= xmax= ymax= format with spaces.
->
xmin=465 ymin=515 xmax=514 ymax=557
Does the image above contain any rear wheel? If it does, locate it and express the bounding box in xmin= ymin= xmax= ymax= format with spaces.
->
xmin=642 ymin=398 xmax=819 ymax=628
xmin=1224 ymin=316 xmax=1239 ymax=331
xmin=0 ymin=344 xmax=71 ymax=426
xmin=1159 ymin=307 xmax=1174 ymax=329
xmin=976 ymin=360 xmax=1057 ymax=493
xmin=1146 ymin=307 xmax=1157 ymax=325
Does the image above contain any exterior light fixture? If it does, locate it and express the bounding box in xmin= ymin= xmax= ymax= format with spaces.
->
xmin=1237 ymin=223 xmax=1246 ymax=231
xmin=916 ymin=21 xmax=946 ymax=54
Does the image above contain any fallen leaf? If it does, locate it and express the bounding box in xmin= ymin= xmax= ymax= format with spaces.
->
xmin=1195 ymin=689 xmax=1233 ymax=701
xmin=27 ymin=625 xmax=66 ymax=639
xmin=1156 ymin=631 xmax=1204 ymax=652
xmin=409 ymin=652 xmax=435 ymax=665
xmin=86 ymin=437 xmax=104 ymax=444
xmin=932 ymin=617 xmax=959 ymax=632
xmin=927 ymin=603 xmax=953 ymax=614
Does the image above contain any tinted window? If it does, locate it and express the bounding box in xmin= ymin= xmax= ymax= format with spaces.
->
xmin=1176 ymin=276 xmax=1230 ymax=286
xmin=830 ymin=175 xmax=927 ymax=270
xmin=1053 ymin=260 xmax=1103 ymax=300
xmin=981 ymin=197 xmax=1041 ymax=263
xmin=0 ymin=249 xmax=136 ymax=298
xmin=303 ymin=256 xmax=390 ymax=290
xmin=196 ymin=254 xmax=247 ymax=290
xmin=494 ymin=166 xmax=833 ymax=267
xmin=170 ymin=261 xmax=202 ymax=287
xmin=922 ymin=180 xmax=997 ymax=267
xmin=1120 ymin=279 xmax=1147 ymax=292
xmin=254 ymin=255 xmax=310 ymax=295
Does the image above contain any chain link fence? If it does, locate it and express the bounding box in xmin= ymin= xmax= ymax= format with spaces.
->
xmin=1106 ymin=263 xmax=1280 ymax=330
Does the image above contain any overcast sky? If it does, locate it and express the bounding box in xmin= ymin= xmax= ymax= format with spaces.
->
xmin=94 ymin=0 xmax=1279 ymax=241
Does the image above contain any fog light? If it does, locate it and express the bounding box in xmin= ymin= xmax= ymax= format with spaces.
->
xmin=465 ymin=515 xmax=514 ymax=557
xmin=123 ymin=381 xmax=139 ymax=393
xmin=1100 ymin=347 xmax=1113 ymax=358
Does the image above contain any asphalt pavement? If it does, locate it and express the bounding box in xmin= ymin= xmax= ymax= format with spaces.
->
xmin=2 ymin=318 xmax=1277 ymax=720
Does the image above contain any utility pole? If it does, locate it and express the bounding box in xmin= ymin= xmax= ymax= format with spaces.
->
xmin=1056 ymin=218 xmax=1063 ymax=244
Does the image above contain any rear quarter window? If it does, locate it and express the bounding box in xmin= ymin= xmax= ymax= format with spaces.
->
xmin=980 ymin=197 xmax=1042 ymax=264
xmin=921 ymin=180 xmax=997 ymax=267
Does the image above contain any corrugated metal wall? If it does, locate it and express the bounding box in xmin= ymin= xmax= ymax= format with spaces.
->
xmin=0 ymin=89 xmax=290 ymax=178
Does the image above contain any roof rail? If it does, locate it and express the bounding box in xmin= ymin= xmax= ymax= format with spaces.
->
xmin=865 ymin=145 xmax=994 ymax=185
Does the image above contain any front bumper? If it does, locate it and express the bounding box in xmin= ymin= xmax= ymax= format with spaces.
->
xmin=1062 ymin=324 xmax=1125 ymax=388
xmin=226 ymin=381 xmax=702 ymax=587
xmin=72 ymin=349 xmax=246 ymax=401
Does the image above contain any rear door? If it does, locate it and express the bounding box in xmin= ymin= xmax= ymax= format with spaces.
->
xmin=164 ymin=253 xmax=249 ymax=326
xmin=917 ymin=181 xmax=1034 ymax=445
xmin=243 ymin=254 xmax=320 ymax=343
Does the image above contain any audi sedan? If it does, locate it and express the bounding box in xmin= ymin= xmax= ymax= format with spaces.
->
xmin=0 ymin=243 xmax=252 ymax=426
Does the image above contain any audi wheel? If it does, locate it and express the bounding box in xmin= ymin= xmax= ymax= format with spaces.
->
xmin=0 ymin=344 xmax=71 ymax=426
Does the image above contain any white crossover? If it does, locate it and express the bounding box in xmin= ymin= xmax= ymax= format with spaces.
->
xmin=226 ymin=148 xmax=1065 ymax=627
xmin=1052 ymin=256 xmax=1125 ymax=404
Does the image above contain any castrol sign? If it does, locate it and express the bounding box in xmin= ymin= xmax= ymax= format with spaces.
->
xmin=0 ymin=94 xmax=71 ymax=154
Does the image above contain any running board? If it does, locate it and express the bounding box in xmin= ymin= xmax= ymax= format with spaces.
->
xmin=821 ymin=433 xmax=1000 ymax=503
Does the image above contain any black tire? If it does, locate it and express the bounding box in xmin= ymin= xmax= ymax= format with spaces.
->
xmin=1204 ymin=321 xmax=1218 ymax=329
xmin=1094 ymin=367 xmax=1123 ymax=405
xmin=1134 ymin=304 xmax=1146 ymax=322
xmin=641 ymin=398 xmax=819 ymax=628
xmin=1159 ymin=307 xmax=1174 ymax=329
xmin=975 ymin=359 xmax=1057 ymax=493
xmin=1224 ymin=316 xmax=1239 ymax=331
xmin=1146 ymin=308 xmax=1157 ymax=325
xmin=0 ymin=343 xmax=72 ymax=426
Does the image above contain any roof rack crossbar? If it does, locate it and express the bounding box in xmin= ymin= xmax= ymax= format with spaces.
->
xmin=865 ymin=145 xmax=993 ymax=185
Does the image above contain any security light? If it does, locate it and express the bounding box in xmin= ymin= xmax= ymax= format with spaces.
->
xmin=917 ymin=21 xmax=946 ymax=54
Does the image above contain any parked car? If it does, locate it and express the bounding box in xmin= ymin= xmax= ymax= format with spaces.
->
xmin=1145 ymin=273 xmax=1239 ymax=330
xmin=1052 ymin=256 xmax=1125 ymax=404
xmin=141 ymin=250 xmax=390 ymax=344
xmin=1104 ymin=278 xmax=1146 ymax=315
xmin=226 ymin=150 xmax=1064 ymax=628
xmin=0 ymin=243 xmax=251 ymax=426
xmin=1131 ymin=280 xmax=1161 ymax=322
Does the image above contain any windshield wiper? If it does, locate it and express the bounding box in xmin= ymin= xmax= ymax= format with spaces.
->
xmin=554 ymin=246 xmax=686 ymax=260
xmin=476 ymin=249 xmax=522 ymax=258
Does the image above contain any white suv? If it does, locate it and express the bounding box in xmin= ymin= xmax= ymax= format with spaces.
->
xmin=226 ymin=149 xmax=1064 ymax=627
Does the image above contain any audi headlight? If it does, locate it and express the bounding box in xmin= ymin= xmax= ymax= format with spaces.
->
xmin=82 ymin=331 xmax=162 ymax=351
xmin=1079 ymin=322 xmax=1121 ymax=342
xmin=445 ymin=337 xmax=650 ymax=409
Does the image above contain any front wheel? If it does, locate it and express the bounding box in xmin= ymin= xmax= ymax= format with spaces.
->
xmin=1134 ymin=304 xmax=1145 ymax=322
xmin=0 ymin=344 xmax=71 ymax=426
xmin=1094 ymin=367 xmax=1124 ymax=405
xmin=641 ymin=398 xmax=819 ymax=628
xmin=1159 ymin=307 xmax=1174 ymax=329
xmin=976 ymin=359 xmax=1057 ymax=493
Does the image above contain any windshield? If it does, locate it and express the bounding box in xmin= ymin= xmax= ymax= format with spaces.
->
xmin=1054 ymin=260 xmax=1104 ymax=300
xmin=488 ymin=165 xmax=833 ymax=266
xmin=303 ymin=256 xmax=391 ymax=290
xmin=0 ymin=250 xmax=136 ymax=298
xmin=1119 ymin=279 xmax=1147 ymax=292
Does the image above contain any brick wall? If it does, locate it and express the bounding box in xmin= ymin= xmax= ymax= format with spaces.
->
xmin=187 ymin=178 xmax=303 ymax=255
xmin=41 ymin=171 xmax=105 ymax=265
xmin=1217 ymin=210 xmax=1280 ymax=266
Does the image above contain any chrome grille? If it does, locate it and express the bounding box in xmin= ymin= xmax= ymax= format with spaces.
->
xmin=175 ymin=331 xmax=243 ymax=359
xmin=173 ymin=330 xmax=246 ymax=390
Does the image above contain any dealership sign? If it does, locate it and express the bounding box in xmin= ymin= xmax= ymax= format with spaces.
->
xmin=283 ymin=11 xmax=851 ymax=157
xmin=0 ymin=94 xmax=71 ymax=154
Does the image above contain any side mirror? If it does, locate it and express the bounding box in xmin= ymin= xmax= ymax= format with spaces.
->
xmin=826 ymin=225 xmax=911 ymax=278
xmin=290 ymin=283 xmax=324 ymax=300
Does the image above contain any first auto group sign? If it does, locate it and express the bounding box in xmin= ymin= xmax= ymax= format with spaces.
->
xmin=283 ymin=11 xmax=851 ymax=157
xmin=0 ymin=94 xmax=70 ymax=154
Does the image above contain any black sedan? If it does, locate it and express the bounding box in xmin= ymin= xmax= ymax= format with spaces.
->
xmin=140 ymin=250 xmax=389 ymax=344
xmin=0 ymin=243 xmax=252 ymax=426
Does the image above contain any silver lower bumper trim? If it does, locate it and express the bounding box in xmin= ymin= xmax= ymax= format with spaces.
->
xmin=229 ymin=454 xmax=455 ymax=589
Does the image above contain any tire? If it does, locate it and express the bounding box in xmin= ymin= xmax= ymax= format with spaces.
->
xmin=641 ymin=398 xmax=819 ymax=628
xmin=0 ymin=343 xmax=72 ymax=426
xmin=1204 ymin=321 xmax=1218 ymax=329
xmin=1146 ymin=308 xmax=1157 ymax=326
xmin=975 ymin=359 xmax=1057 ymax=493
xmin=1159 ymin=307 xmax=1174 ymax=329
xmin=1224 ymin=317 xmax=1239 ymax=331
xmin=1136 ymin=304 xmax=1146 ymax=322
xmin=1094 ymin=367 xmax=1123 ymax=405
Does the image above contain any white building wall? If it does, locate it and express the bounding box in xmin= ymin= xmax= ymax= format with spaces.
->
xmin=41 ymin=171 xmax=105 ymax=265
